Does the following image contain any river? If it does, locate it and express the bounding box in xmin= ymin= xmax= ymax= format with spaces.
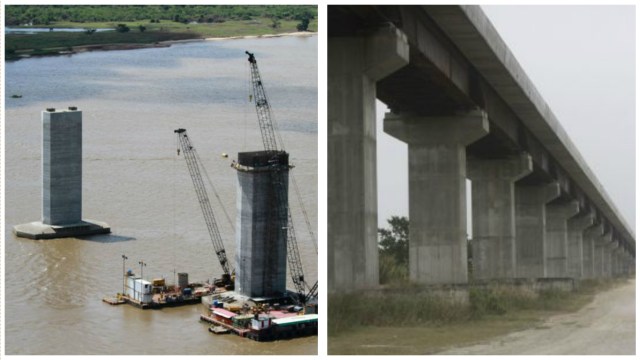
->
xmin=4 ymin=34 xmax=318 ymax=355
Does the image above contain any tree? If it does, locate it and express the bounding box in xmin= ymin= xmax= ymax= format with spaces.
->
xmin=378 ymin=216 xmax=409 ymax=283
xmin=115 ymin=23 xmax=130 ymax=33
xmin=270 ymin=17 xmax=281 ymax=29
xmin=296 ymin=17 xmax=310 ymax=31
xmin=138 ymin=25 xmax=146 ymax=32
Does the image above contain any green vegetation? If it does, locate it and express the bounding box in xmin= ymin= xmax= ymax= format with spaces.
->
xmin=378 ymin=216 xmax=475 ymax=283
xmin=5 ymin=6 xmax=317 ymax=60
xmin=328 ymin=279 xmax=627 ymax=354
xmin=5 ymin=5 xmax=316 ymax=26
xmin=378 ymin=216 xmax=409 ymax=284
xmin=5 ymin=31 xmax=198 ymax=60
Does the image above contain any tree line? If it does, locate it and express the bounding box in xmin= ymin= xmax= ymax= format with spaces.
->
xmin=5 ymin=5 xmax=316 ymax=26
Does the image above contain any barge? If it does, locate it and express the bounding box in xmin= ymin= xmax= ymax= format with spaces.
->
xmin=200 ymin=309 xmax=318 ymax=341
xmin=103 ymin=270 xmax=225 ymax=309
xmin=199 ymin=292 xmax=318 ymax=341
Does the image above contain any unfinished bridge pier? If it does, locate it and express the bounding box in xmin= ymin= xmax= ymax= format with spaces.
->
xmin=328 ymin=5 xmax=635 ymax=295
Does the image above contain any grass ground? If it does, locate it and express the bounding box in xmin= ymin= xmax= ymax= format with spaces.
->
xmin=5 ymin=18 xmax=317 ymax=60
xmin=328 ymin=279 xmax=627 ymax=355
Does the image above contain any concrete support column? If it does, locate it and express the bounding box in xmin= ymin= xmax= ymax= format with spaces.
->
xmin=594 ymin=231 xmax=611 ymax=278
xmin=610 ymin=246 xmax=618 ymax=277
xmin=613 ymin=247 xmax=623 ymax=277
xmin=604 ymin=239 xmax=618 ymax=278
xmin=582 ymin=224 xmax=604 ymax=279
xmin=514 ymin=182 xmax=561 ymax=278
xmin=566 ymin=213 xmax=595 ymax=279
xmin=328 ymin=26 xmax=409 ymax=293
xmin=467 ymin=154 xmax=532 ymax=280
xmin=545 ymin=200 xmax=580 ymax=277
xmin=384 ymin=110 xmax=489 ymax=285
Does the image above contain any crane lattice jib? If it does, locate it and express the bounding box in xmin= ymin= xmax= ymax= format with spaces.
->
xmin=246 ymin=51 xmax=279 ymax=152
xmin=174 ymin=128 xmax=230 ymax=276
xmin=306 ymin=281 xmax=318 ymax=303
xmin=246 ymin=51 xmax=310 ymax=301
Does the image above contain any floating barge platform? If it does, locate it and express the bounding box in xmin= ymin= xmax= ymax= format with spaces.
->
xmin=199 ymin=291 xmax=318 ymax=341
xmin=103 ymin=271 xmax=227 ymax=310
xmin=200 ymin=311 xmax=318 ymax=341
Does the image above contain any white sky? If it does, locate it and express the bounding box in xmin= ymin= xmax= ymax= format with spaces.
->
xmin=376 ymin=5 xmax=636 ymax=236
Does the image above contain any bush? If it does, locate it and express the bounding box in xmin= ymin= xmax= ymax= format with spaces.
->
xmin=115 ymin=24 xmax=130 ymax=33
xmin=296 ymin=17 xmax=310 ymax=31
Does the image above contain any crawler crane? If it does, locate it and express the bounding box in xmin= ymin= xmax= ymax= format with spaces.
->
xmin=175 ymin=128 xmax=234 ymax=289
xmin=245 ymin=51 xmax=317 ymax=305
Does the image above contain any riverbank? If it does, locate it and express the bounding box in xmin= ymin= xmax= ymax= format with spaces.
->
xmin=328 ymin=279 xmax=631 ymax=355
xmin=5 ymin=17 xmax=317 ymax=61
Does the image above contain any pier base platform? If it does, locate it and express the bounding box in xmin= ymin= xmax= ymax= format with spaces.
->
xmin=13 ymin=219 xmax=111 ymax=239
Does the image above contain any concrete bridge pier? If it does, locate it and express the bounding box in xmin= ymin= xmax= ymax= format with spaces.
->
xmin=604 ymin=239 xmax=619 ymax=278
xmin=594 ymin=231 xmax=612 ymax=278
xmin=624 ymin=253 xmax=635 ymax=276
xmin=384 ymin=110 xmax=489 ymax=285
xmin=514 ymin=182 xmax=561 ymax=278
xmin=612 ymin=246 xmax=623 ymax=277
xmin=544 ymin=200 xmax=580 ymax=278
xmin=582 ymin=224 xmax=604 ymax=279
xmin=328 ymin=25 xmax=409 ymax=292
xmin=567 ymin=213 xmax=595 ymax=279
xmin=467 ymin=154 xmax=532 ymax=280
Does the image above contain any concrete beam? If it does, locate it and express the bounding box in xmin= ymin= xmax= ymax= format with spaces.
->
xmin=421 ymin=5 xmax=635 ymax=252
xmin=567 ymin=212 xmax=596 ymax=279
xmin=384 ymin=110 xmax=489 ymax=285
xmin=545 ymin=200 xmax=580 ymax=278
xmin=515 ymin=182 xmax=561 ymax=278
xmin=328 ymin=25 xmax=409 ymax=293
xmin=468 ymin=153 xmax=532 ymax=279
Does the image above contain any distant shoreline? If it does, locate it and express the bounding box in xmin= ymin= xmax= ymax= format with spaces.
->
xmin=7 ymin=31 xmax=317 ymax=61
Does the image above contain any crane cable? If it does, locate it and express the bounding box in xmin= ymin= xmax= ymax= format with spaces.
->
xmin=193 ymin=149 xmax=234 ymax=231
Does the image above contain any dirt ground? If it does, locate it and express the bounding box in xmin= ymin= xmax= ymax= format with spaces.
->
xmin=438 ymin=279 xmax=636 ymax=355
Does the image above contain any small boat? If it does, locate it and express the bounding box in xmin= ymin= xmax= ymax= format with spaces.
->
xmin=11 ymin=94 xmax=22 ymax=98
xmin=209 ymin=325 xmax=230 ymax=335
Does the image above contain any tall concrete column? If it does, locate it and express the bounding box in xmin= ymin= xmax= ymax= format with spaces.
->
xmin=467 ymin=154 xmax=532 ymax=280
xmin=566 ymin=213 xmax=595 ymax=279
xmin=328 ymin=25 xmax=409 ymax=293
xmin=582 ymin=224 xmax=603 ymax=279
xmin=514 ymin=182 xmax=561 ymax=278
xmin=594 ymin=231 xmax=611 ymax=278
xmin=612 ymin=246 xmax=623 ymax=277
xmin=384 ymin=110 xmax=489 ymax=285
xmin=604 ymin=239 xmax=618 ymax=278
xmin=545 ymin=200 xmax=579 ymax=277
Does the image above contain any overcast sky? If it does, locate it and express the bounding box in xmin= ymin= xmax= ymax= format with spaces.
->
xmin=376 ymin=5 xmax=636 ymax=235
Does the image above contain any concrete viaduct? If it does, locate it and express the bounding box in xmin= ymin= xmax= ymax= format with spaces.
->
xmin=328 ymin=5 xmax=635 ymax=293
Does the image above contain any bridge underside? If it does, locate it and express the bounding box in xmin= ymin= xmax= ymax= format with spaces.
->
xmin=328 ymin=5 xmax=635 ymax=293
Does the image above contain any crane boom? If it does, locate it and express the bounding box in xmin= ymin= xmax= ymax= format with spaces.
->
xmin=246 ymin=51 xmax=279 ymax=152
xmin=174 ymin=128 xmax=231 ymax=278
xmin=246 ymin=51 xmax=315 ymax=303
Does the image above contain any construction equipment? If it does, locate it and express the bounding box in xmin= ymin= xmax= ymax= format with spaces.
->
xmin=174 ymin=128 xmax=233 ymax=289
xmin=246 ymin=51 xmax=317 ymax=304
